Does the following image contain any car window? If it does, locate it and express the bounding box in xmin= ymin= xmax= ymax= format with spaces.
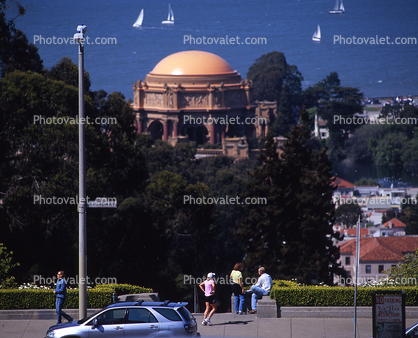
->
xmin=96 ymin=308 xmax=126 ymax=325
xmin=153 ymin=308 xmax=182 ymax=321
xmin=177 ymin=307 xmax=193 ymax=321
xmin=127 ymin=308 xmax=158 ymax=323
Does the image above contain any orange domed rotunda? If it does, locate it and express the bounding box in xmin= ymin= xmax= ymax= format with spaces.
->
xmin=133 ymin=50 xmax=256 ymax=145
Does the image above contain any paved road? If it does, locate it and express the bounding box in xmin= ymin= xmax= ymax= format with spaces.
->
xmin=2 ymin=312 xmax=418 ymax=338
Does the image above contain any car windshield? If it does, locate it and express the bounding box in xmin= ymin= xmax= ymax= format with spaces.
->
xmin=77 ymin=308 xmax=106 ymax=324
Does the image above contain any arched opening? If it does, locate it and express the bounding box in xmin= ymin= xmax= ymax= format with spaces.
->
xmin=148 ymin=120 xmax=163 ymax=140
xmin=182 ymin=124 xmax=208 ymax=146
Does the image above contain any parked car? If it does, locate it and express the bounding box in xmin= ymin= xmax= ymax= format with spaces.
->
xmin=45 ymin=301 xmax=198 ymax=337
xmin=406 ymin=322 xmax=418 ymax=337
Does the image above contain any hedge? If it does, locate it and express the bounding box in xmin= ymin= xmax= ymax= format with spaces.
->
xmin=270 ymin=283 xmax=418 ymax=306
xmin=0 ymin=284 xmax=153 ymax=310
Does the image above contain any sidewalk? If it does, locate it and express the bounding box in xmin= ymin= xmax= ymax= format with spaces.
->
xmin=2 ymin=312 xmax=418 ymax=338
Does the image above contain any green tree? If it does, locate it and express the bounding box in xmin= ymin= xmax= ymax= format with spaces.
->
xmin=369 ymin=132 xmax=409 ymax=167
xmin=0 ymin=69 xmax=149 ymax=281
xmin=385 ymin=248 xmax=418 ymax=285
xmin=0 ymin=243 xmax=19 ymax=288
xmin=403 ymin=204 xmax=418 ymax=235
xmin=237 ymin=109 xmax=344 ymax=284
xmin=303 ymin=72 xmax=364 ymax=161
xmin=45 ymin=56 xmax=91 ymax=93
xmin=272 ymin=83 xmax=296 ymax=136
xmin=0 ymin=1 xmax=43 ymax=77
xmin=303 ymin=72 xmax=340 ymax=108
xmin=247 ymin=51 xmax=303 ymax=111
xmin=335 ymin=203 xmax=362 ymax=228
xmin=346 ymin=124 xmax=385 ymax=163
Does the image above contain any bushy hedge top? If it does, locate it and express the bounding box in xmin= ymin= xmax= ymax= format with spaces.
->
xmin=269 ymin=283 xmax=418 ymax=306
xmin=0 ymin=284 xmax=153 ymax=310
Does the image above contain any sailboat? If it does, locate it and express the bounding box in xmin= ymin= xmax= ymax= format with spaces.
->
xmin=133 ymin=9 xmax=144 ymax=27
xmin=312 ymin=25 xmax=321 ymax=42
xmin=329 ymin=0 xmax=345 ymax=14
xmin=162 ymin=4 xmax=174 ymax=24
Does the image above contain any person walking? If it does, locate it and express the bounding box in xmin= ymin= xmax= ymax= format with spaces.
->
xmin=54 ymin=271 xmax=73 ymax=324
xmin=248 ymin=267 xmax=272 ymax=314
xmin=199 ymin=272 xmax=217 ymax=326
xmin=230 ymin=263 xmax=244 ymax=314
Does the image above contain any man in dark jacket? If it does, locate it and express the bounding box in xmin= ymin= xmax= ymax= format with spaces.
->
xmin=54 ymin=271 xmax=73 ymax=324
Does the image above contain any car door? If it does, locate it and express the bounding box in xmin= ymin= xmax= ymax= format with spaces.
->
xmin=88 ymin=308 xmax=127 ymax=338
xmin=123 ymin=308 xmax=160 ymax=337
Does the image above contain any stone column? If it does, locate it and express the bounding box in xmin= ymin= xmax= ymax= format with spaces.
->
xmin=163 ymin=120 xmax=168 ymax=141
xmin=209 ymin=115 xmax=215 ymax=144
xmin=173 ymin=120 xmax=178 ymax=138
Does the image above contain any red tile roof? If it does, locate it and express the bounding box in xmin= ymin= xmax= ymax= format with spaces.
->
xmin=331 ymin=177 xmax=354 ymax=189
xmin=340 ymin=237 xmax=418 ymax=262
xmin=382 ymin=218 xmax=406 ymax=229
xmin=343 ymin=228 xmax=369 ymax=237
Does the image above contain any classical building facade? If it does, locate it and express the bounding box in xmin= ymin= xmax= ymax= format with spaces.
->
xmin=132 ymin=50 xmax=258 ymax=145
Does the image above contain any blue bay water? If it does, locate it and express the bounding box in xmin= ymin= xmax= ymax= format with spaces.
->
xmin=12 ymin=0 xmax=418 ymax=102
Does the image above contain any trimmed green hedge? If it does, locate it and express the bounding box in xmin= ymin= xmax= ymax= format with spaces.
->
xmin=270 ymin=284 xmax=418 ymax=306
xmin=0 ymin=284 xmax=153 ymax=310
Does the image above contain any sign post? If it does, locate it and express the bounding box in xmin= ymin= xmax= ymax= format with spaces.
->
xmin=372 ymin=291 xmax=405 ymax=338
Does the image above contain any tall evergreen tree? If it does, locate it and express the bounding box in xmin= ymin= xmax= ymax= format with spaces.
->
xmin=237 ymin=108 xmax=344 ymax=284
xmin=272 ymin=83 xmax=297 ymax=136
xmin=0 ymin=1 xmax=43 ymax=77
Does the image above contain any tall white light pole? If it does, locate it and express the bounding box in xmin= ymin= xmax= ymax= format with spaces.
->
xmin=353 ymin=215 xmax=361 ymax=338
xmin=74 ymin=24 xmax=87 ymax=319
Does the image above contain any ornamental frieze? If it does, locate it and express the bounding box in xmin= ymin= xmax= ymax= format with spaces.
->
xmin=146 ymin=93 xmax=164 ymax=107
xmin=179 ymin=93 xmax=209 ymax=108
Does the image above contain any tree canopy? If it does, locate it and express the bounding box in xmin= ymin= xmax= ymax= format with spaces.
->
xmin=237 ymin=109 xmax=345 ymax=284
xmin=247 ymin=51 xmax=303 ymax=136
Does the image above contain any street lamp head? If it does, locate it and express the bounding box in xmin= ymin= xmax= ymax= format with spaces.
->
xmin=77 ymin=24 xmax=87 ymax=34
xmin=74 ymin=24 xmax=87 ymax=43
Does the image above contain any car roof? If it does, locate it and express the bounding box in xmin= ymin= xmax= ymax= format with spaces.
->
xmin=106 ymin=301 xmax=188 ymax=310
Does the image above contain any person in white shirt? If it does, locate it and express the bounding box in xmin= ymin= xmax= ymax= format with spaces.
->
xmin=248 ymin=267 xmax=272 ymax=314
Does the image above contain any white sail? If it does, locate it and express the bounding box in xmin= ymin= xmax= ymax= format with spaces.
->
xmin=312 ymin=25 xmax=321 ymax=42
xmin=329 ymin=0 xmax=345 ymax=14
xmin=133 ymin=9 xmax=144 ymax=27
xmin=162 ymin=4 xmax=174 ymax=24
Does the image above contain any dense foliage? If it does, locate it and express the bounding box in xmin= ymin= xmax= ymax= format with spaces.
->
xmin=247 ymin=51 xmax=303 ymax=136
xmin=237 ymin=109 xmax=345 ymax=285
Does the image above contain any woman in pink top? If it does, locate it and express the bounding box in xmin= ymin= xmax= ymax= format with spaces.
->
xmin=199 ymin=272 xmax=217 ymax=326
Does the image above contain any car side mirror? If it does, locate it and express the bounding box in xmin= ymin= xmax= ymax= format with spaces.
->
xmin=92 ymin=318 xmax=99 ymax=329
